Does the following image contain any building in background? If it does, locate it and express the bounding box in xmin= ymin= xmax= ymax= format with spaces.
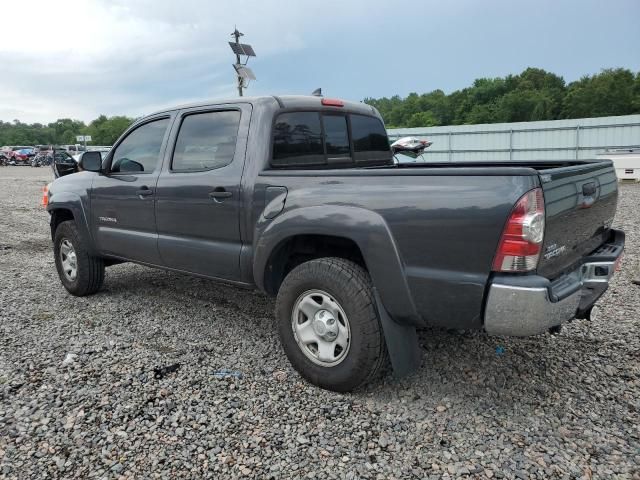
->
xmin=387 ymin=114 xmax=640 ymax=164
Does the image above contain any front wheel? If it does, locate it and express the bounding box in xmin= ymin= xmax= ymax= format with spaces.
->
xmin=275 ymin=257 xmax=386 ymax=392
xmin=54 ymin=220 xmax=105 ymax=296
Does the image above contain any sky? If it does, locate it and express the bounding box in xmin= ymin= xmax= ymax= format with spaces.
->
xmin=1 ymin=0 xmax=639 ymax=124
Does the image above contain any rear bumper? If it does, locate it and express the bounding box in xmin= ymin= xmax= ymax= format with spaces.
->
xmin=484 ymin=229 xmax=624 ymax=336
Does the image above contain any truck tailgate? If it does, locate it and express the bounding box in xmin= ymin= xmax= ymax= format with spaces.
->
xmin=537 ymin=160 xmax=618 ymax=279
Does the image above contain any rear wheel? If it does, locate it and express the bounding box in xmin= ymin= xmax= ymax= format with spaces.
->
xmin=275 ymin=257 xmax=386 ymax=392
xmin=54 ymin=220 xmax=105 ymax=296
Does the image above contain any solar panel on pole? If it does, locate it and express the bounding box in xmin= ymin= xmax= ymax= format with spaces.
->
xmin=239 ymin=44 xmax=256 ymax=56
xmin=228 ymin=42 xmax=244 ymax=56
xmin=228 ymin=42 xmax=256 ymax=57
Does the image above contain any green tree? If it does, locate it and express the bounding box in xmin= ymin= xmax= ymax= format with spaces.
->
xmin=85 ymin=115 xmax=133 ymax=145
xmin=407 ymin=111 xmax=437 ymax=127
xmin=363 ymin=67 xmax=638 ymax=128
xmin=562 ymin=68 xmax=638 ymax=118
xmin=50 ymin=118 xmax=86 ymax=143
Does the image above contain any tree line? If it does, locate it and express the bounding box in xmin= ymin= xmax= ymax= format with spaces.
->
xmin=0 ymin=115 xmax=134 ymax=147
xmin=364 ymin=68 xmax=640 ymax=128
xmin=1 ymin=67 xmax=639 ymax=145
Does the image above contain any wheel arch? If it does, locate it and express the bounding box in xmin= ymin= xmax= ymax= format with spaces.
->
xmin=49 ymin=208 xmax=75 ymax=241
xmin=262 ymin=234 xmax=366 ymax=296
xmin=253 ymin=205 xmax=420 ymax=325
xmin=47 ymin=192 xmax=96 ymax=255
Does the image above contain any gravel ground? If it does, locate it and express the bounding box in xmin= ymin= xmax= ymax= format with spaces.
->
xmin=0 ymin=166 xmax=639 ymax=480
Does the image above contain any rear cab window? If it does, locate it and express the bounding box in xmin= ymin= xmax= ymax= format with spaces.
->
xmin=270 ymin=110 xmax=391 ymax=169
xmin=323 ymin=115 xmax=350 ymax=156
xmin=350 ymin=114 xmax=391 ymax=165
xmin=272 ymin=112 xmax=324 ymax=167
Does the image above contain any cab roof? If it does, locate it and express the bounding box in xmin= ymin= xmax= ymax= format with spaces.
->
xmin=143 ymin=95 xmax=380 ymax=120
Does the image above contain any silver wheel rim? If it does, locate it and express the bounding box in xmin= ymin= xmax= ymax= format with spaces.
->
xmin=291 ymin=289 xmax=351 ymax=367
xmin=59 ymin=239 xmax=78 ymax=281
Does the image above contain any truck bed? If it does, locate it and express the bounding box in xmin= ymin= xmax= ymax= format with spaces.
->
xmin=257 ymin=158 xmax=618 ymax=329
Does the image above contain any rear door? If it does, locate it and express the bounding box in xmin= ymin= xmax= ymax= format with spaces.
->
xmin=154 ymin=104 xmax=250 ymax=281
xmin=537 ymin=160 xmax=618 ymax=278
xmin=90 ymin=116 xmax=171 ymax=264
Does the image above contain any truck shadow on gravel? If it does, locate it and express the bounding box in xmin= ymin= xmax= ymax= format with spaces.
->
xmin=12 ymin=238 xmax=51 ymax=253
xmin=98 ymin=264 xmax=594 ymax=409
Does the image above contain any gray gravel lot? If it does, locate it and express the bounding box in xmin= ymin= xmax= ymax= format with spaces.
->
xmin=0 ymin=166 xmax=639 ymax=479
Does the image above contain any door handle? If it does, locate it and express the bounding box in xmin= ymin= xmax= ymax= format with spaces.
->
xmin=136 ymin=186 xmax=153 ymax=197
xmin=209 ymin=189 xmax=232 ymax=200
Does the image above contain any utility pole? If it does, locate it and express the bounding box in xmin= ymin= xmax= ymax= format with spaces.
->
xmin=231 ymin=27 xmax=244 ymax=97
xmin=229 ymin=28 xmax=256 ymax=97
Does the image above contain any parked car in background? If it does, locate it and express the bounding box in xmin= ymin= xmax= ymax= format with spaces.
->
xmin=57 ymin=144 xmax=86 ymax=158
xmin=1 ymin=146 xmax=35 ymax=165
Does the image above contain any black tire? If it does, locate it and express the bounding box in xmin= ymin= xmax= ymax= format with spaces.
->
xmin=275 ymin=257 xmax=386 ymax=392
xmin=53 ymin=220 xmax=105 ymax=296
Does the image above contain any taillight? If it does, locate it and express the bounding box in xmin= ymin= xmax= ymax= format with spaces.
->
xmin=492 ymin=188 xmax=545 ymax=272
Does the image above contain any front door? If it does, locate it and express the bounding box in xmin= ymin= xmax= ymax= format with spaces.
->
xmin=155 ymin=105 xmax=250 ymax=281
xmin=91 ymin=116 xmax=171 ymax=265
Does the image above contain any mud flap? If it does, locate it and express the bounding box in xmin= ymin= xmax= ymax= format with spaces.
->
xmin=373 ymin=288 xmax=421 ymax=378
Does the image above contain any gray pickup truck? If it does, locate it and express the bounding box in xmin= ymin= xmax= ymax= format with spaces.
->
xmin=46 ymin=95 xmax=625 ymax=391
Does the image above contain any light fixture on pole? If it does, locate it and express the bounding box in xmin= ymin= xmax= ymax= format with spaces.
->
xmin=229 ymin=28 xmax=256 ymax=97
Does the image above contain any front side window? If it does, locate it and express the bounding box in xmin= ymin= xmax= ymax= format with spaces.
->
xmin=172 ymin=110 xmax=241 ymax=172
xmin=272 ymin=112 xmax=324 ymax=167
xmin=110 ymin=118 xmax=169 ymax=173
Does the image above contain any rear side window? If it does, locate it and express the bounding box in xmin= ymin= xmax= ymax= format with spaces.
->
xmin=272 ymin=112 xmax=324 ymax=167
xmin=172 ymin=111 xmax=240 ymax=172
xmin=350 ymin=114 xmax=391 ymax=164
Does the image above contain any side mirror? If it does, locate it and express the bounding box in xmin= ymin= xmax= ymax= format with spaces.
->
xmin=79 ymin=151 xmax=102 ymax=172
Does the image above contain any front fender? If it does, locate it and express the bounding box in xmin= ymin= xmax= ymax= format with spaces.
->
xmin=47 ymin=191 xmax=96 ymax=255
xmin=253 ymin=205 xmax=421 ymax=326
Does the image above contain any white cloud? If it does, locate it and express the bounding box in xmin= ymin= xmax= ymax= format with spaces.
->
xmin=0 ymin=0 xmax=385 ymax=123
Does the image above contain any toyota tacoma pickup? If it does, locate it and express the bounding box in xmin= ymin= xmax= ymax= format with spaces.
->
xmin=45 ymin=95 xmax=625 ymax=392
